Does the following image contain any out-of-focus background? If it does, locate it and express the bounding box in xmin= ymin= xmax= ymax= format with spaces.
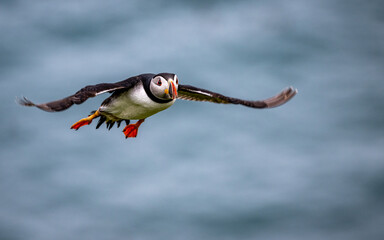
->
xmin=1 ymin=0 xmax=383 ymax=239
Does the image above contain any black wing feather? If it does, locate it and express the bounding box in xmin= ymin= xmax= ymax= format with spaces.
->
xmin=177 ymin=84 xmax=297 ymax=109
xmin=18 ymin=77 xmax=141 ymax=112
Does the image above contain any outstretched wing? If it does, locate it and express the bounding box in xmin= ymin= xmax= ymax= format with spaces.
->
xmin=177 ymin=84 xmax=297 ymax=108
xmin=18 ymin=77 xmax=141 ymax=112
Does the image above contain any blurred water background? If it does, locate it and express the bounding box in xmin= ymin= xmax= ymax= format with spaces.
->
xmin=1 ymin=0 xmax=384 ymax=239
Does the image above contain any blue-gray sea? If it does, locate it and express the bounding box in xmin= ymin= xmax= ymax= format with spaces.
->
xmin=1 ymin=0 xmax=384 ymax=239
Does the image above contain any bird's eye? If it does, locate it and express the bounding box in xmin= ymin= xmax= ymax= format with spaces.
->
xmin=175 ymin=78 xmax=179 ymax=85
xmin=156 ymin=79 xmax=162 ymax=86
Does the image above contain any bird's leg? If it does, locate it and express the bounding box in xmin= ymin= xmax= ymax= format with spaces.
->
xmin=71 ymin=110 xmax=100 ymax=130
xmin=122 ymin=119 xmax=145 ymax=138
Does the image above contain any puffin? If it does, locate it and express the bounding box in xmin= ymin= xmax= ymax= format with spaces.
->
xmin=18 ymin=73 xmax=297 ymax=138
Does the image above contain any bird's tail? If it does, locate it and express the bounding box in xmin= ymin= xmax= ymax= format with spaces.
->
xmin=90 ymin=111 xmax=128 ymax=130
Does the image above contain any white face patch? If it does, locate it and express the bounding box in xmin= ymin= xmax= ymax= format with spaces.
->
xmin=150 ymin=76 xmax=171 ymax=100
xmin=173 ymin=74 xmax=179 ymax=90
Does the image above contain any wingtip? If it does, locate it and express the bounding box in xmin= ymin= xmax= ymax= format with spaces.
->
xmin=264 ymin=86 xmax=298 ymax=108
xmin=16 ymin=96 xmax=36 ymax=107
xmin=289 ymin=86 xmax=298 ymax=95
xmin=284 ymin=86 xmax=298 ymax=102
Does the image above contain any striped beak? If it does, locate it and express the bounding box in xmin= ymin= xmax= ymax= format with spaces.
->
xmin=167 ymin=80 xmax=178 ymax=99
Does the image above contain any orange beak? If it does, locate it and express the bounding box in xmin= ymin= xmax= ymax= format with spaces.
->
xmin=168 ymin=80 xmax=178 ymax=99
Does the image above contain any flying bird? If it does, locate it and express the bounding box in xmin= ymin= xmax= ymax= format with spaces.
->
xmin=18 ymin=73 xmax=297 ymax=138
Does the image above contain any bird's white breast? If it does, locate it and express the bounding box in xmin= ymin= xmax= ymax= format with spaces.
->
xmin=100 ymin=82 xmax=175 ymax=120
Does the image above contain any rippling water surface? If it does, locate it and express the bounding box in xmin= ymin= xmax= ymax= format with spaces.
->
xmin=1 ymin=0 xmax=384 ymax=239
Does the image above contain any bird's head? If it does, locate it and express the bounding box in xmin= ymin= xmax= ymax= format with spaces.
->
xmin=149 ymin=73 xmax=178 ymax=100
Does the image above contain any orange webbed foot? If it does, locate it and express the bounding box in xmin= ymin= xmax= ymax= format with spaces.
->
xmin=122 ymin=125 xmax=139 ymax=138
xmin=122 ymin=119 xmax=145 ymax=138
xmin=70 ymin=110 xmax=100 ymax=130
